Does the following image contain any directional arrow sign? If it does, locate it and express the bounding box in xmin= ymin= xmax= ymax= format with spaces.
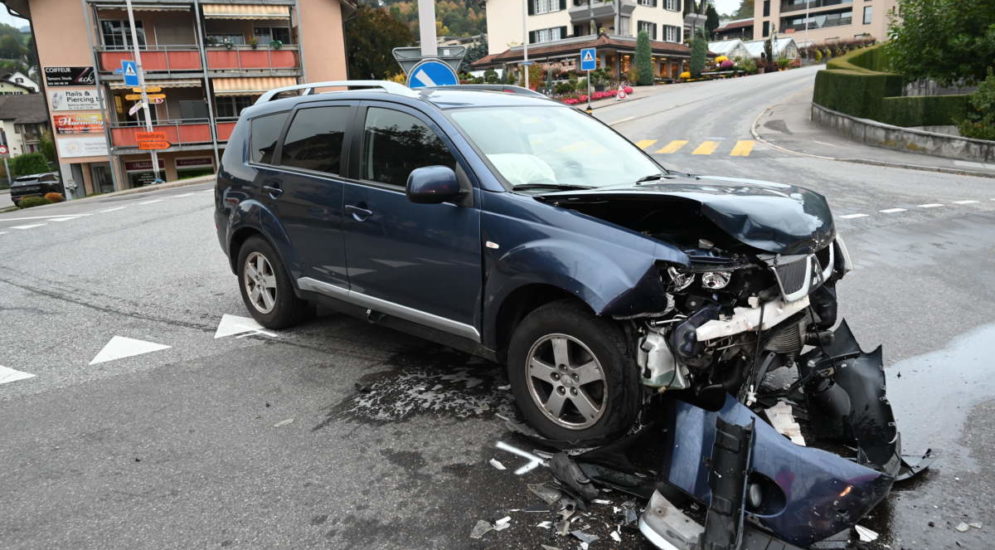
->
xmin=407 ymin=58 xmax=459 ymax=89
xmin=125 ymin=93 xmax=166 ymax=101
xmin=89 ymin=336 xmax=171 ymax=365
xmin=128 ymin=101 xmax=146 ymax=116
xmin=134 ymin=86 xmax=161 ymax=93
xmin=138 ymin=140 xmax=171 ymax=150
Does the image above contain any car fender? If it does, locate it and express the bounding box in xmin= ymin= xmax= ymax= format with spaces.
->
xmin=225 ymin=197 xmax=299 ymax=278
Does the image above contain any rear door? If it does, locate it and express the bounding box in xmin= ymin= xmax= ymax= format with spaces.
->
xmin=340 ymin=102 xmax=482 ymax=335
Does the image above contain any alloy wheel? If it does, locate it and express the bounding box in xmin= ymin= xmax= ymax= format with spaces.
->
xmin=244 ymin=251 xmax=278 ymax=314
xmin=525 ymin=333 xmax=607 ymax=430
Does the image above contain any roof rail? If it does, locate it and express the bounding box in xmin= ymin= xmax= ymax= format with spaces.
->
xmin=254 ymin=80 xmax=416 ymax=104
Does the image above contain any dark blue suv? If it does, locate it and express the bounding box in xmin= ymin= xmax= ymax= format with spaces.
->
xmin=216 ymin=81 xmax=914 ymax=549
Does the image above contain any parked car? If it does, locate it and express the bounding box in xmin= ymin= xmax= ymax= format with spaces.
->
xmin=215 ymin=81 xmax=910 ymax=549
xmin=10 ymin=172 xmax=62 ymax=206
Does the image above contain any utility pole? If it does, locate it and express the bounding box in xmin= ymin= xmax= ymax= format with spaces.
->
xmin=418 ymin=0 xmax=438 ymax=56
xmin=125 ymin=0 xmax=162 ymax=184
xmin=522 ymin=0 xmax=529 ymax=89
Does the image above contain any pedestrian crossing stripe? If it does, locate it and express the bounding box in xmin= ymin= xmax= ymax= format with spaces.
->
xmin=730 ymin=140 xmax=755 ymax=156
xmin=656 ymin=140 xmax=688 ymax=154
xmin=635 ymin=139 xmax=757 ymax=157
xmin=635 ymin=139 xmax=657 ymax=150
xmin=692 ymin=141 xmax=719 ymax=155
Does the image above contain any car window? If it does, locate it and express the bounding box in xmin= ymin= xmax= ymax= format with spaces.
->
xmin=361 ymin=107 xmax=455 ymax=188
xmin=250 ymin=111 xmax=288 ymax=164
xmin=280 ymin=106 xmax=349 ymax=175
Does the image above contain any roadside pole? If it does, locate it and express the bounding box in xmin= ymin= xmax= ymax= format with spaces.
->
xmin=418 ymin=0 xmax=438 ymax=57
xmin=580 ymin=47 xmax=596 ymax=114
xmin=0 ymin=129 xmax=10 ymax=187
xmin=124 ymin=0 xmax=161 ymax=183
xmin=522 ymin=0 xmax=529 ymax=89
xmin=586 ymin=69 xmax=592 ymax=113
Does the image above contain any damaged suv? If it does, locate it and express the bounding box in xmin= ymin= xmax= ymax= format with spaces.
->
xmin=216 ymin=81 xmax=916 ymax=548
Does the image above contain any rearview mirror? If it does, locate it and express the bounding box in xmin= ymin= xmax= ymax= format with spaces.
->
xmin=406 ymin=165 xmax=461 ymax=204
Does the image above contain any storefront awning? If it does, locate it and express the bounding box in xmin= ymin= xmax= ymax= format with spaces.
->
xmin=109 ymin=79 xmax=204 ymax=90
xmin=202 ymin=4 xmax=290 ymax=19
xmin=212 ymin=76 xmax=296 ymax=96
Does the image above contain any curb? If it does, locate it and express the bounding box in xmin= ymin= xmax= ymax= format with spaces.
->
xmin=751 ymin=104 xmax=995 ymax=180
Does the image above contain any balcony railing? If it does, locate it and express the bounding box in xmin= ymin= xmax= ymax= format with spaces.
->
xmin=780 ymin=0 xmax=852 ymax=13
xmin=568 ymin=0 xmax=635 ymax=21
xmin=109 ymin=119 xmax=237 ymax=148
xmin=97 ymin=44 xmax=299 ymax=73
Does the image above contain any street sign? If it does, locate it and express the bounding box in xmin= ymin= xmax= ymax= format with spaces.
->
xmin=392 ymin=46 xmax=466 ymax=75
xmin=125 ymin=93 xmax=166 ymax=101
xmin=136 ymin=131 xmax=167 ymax=141
xmin=407 ymin=58 xmax=459 ymax=89
xmin=580 ymin=48 xmax=597 ymax=71
xmin=121 ymin=60 xmax=138 ymax=86
xmin=0 ymin=145 xmax=8 ymax=156
xmin=138 ymin=140 xmax=170 ymax=150
xmin=134 ymin=86 xmax=161 ymax=93
xmin=128 ymin=101 xmax=146 ymax=116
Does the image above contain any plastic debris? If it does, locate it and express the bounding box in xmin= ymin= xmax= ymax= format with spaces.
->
xmin=765 ymin=401 xmax=806 ymax=446
xmin=555 ymin=519 xmax=571 ymax=536
xmin=470 ymin=520 xmax=493 ymax=539
xmin=956 ymin=522 xmax=970 ymax=532
xmin=489 ymin=458 xmax=507 ymax=471
xmin=611 ymin=530 xmax=622 ymax=542
xmin=272 ymin=418 xmax=294 ymax=428
xmin=592 ymin=499 xmax=611 ymax=505
xmin=528 ymin=482 xmax=563 ymax=505
xmin=620 ymin=500 xmax=639 ymax=525
xmin=549 ymin=452 xmax=600 ymax=501
xmin=537 ymin=521 xmax=552 ymax=529
xmin=494 ymin=516 xmax=511 ymax=532
xmin=571 ymin=530 xmax=599 ymax=544
xmin=497 ymin=384 xmax=511 ymax=391
xmin=541 ymin=545 xmax=561 ymax=550
xmin=969 ymin=522 xmax=983 ymax=529
xmin=855 ymin=525 xmax=879 ymax=542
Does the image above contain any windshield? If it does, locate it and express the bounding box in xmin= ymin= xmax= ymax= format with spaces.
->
xmin=448 ymin=106 xmax=664 ymax=191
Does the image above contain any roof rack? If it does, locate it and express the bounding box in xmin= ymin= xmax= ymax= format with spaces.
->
xmin=254 ymin=80 xmax=416 ymax=104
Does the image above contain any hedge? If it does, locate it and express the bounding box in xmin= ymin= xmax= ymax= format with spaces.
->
xmin=814 ymin=44 xmax=969 ymax=127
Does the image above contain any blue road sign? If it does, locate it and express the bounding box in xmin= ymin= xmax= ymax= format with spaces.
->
xmin=407 ymin=59 xmax=459 ymax=89
xmin=580 ymin=48 xmax=597 ymax=71
xmin=121 ymin=60 xmax=139 ymax=86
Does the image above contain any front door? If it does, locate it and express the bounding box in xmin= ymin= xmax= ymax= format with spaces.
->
xmin=342 ymin=103 xmax=481 ymax=333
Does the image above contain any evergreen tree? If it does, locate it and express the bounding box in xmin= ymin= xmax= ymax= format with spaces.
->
xmin=705 ymin=5 xmax=720 ymax=36
xmin=635 ymin=31 xmax=654 ymax=86
xmin=690 ymin=31 xmax=707 ymax=77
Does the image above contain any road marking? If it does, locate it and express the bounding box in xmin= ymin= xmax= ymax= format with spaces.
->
xmin=50 ymin=217 xmax=81 ymax=223
xmin=634 ymin=139 xmax=658 ymax=150
xmin=730 ymin=140 xmax=755 ymax=157
xmin=609 ymin=116 xmax=636 ymax=125
xmin=0 ymin=231 xmax=7 ymax=235
xmin=879 ymin=208 xmax=907 ymax=214
xmin=138 ymin=199 xmax=163 ymax=205
xmin=839 ymin=213 xmax=869 ymax=219
xmin=89 ymin=336 xmax=171 ymax=365
xmin=918 ymin=203 xmax=944 ymax=208
xmin=952 ymin=200 xmax=980 ymax=205
xmin=174 ymin=192 xmax=195 ymax=198
xmin=0 ymin=213 xmax=90 ymax=222
xmin=955 ymin=160 xmax=995 ymax=170
xmin=656 ymin=140 xmax=688 ymax=154
xmin=99 ymin=206 xmax=127 ymax=213
xmin=692 ymin=141 xmax=719 ymax=155
xmin=215 ymin=314 xmax=278 ymax=339
xmin=11 ymin=224 xmax=45 ymax=230
xmin=0 ymin=365 xmax=35 ymax=386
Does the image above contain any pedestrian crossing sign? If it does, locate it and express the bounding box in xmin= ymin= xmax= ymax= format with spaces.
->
xmin=580 ymin=48 xmax=597 ymax=71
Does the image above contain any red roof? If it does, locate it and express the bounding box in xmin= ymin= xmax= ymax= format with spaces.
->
xmin=715 ymin=19 xmax=753 ymax=32
xmin=472 ymin=34 xmax=690 ymax=67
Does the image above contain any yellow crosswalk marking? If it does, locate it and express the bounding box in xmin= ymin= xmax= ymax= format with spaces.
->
xmin=692 ymin=141 xmax=719 ymax=155
xmin=655 ymin=140 xmax=688 ymax=154
xmin=635 ymin=139 xmax=658 ymax=150
xmin=730 ymin=140 xmax=755 ymax=156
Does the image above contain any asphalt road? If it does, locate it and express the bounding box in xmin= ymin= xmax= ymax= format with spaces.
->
xmin=2 ymin=67 xmax=993 ymax=549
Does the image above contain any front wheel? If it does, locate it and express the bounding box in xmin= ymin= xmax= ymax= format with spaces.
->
xmin=507 ymin=300 xmax=640 ymax=445
xmin=236 ymin=236 xmax=311 ymax=329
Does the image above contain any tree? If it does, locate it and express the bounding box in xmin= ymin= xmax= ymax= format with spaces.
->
xmin=463 ymin=41 xmax=488 ymax=65
xmin=0 ymin=34 xmax=23 ymax=59
xmin=959 ymin=68 xmax=995 ymax=140
xmin=731 ymin=0 xmax=755 ymax=19
xmin=635 ymin=31 xmax=654 ymax=86
xmin=705 ymin=5 xmax=720 ymax=36
xmin=39 ymin=131 xmax=56 ymax=165
xmin=887 ymin=0 xmax=995 ymax=85
xmin=345 ymin=4 xmax=413 ymax=79
xmin=689 ymin=31 xmax=707 ymax=77
xmin=10 ymin=152 xmax=49 ymax=177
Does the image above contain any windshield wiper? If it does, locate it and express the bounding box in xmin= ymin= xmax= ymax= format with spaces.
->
xmin=512 ymin=183 xmax=593 ymax=192
xmin=634 ymin=173 xmax=665 ymax=185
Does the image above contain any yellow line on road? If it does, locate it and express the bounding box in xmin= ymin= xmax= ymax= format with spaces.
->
xmin=730 ymin=140 xmax=755 ymax=156
xmin=692 ymin=141 xmax=719 ymax=155
xmin=635 ymin=139 xmax=658 ymax=150
xmin=655 ymin=140 xmax=688 ymax=154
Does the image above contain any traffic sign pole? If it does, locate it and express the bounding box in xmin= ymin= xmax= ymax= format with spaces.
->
xmin=580 ymin=48 xmax=597 ymax=114
xmin=125 ymin=0 xmax=161 ymax=184
xmin=522 ymin=0 xmax=529 ymax=89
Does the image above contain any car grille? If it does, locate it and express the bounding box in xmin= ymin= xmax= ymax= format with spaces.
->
xmin=770 ymin=255 xmax=812 ymax=302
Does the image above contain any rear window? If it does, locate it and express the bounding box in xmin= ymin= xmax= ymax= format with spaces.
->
xmin=279 ymin=106 xmax=350 ymax=175
xmin=250 ymin=112 xmax=288 ymax=164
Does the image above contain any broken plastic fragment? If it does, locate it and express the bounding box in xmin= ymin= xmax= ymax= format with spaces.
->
xmin=537 ymin=521 xmax=552 ymax=529
xmin=611 ymin=530 xmax=622 ymax=542
xmin=555 ymin=519 xmax=571 ymax=536
xmin=470 ymin=520 xmax=493 ymax=539
xmin=764 ymin=400 xmax=806 ymax=446
xmin=528 ymin=482 xmax=563 ymax=505
xmin=956 ymin=522 xmax=970 ymax=533
xmin=549 ymin=452 xmax=600 ymax=501
xmin=855 ymin=525 xmax=879 ymax=542
xmin=489 ymin=458 xmax=507 ymax=471
xmin=273 ymin=418 xmax=294 ymax=428
xmin=969 ymin=522 xmax=983 ymax=529
xmin=541 ymin=545 xmax=561 ymax=550
xmin=592 ymin=499 xmax=611 ymax=505
xmin=495 ymin=516 xmax=511 ymax=528
xmin=571 ymin=530 xmax=599 ymax=544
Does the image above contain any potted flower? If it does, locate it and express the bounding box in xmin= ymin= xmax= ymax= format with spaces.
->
xmin=269 ymin=39 xmax=283 ymax=50
xmin=223 ymin=39 xmax=234 ymax=50
xmin=247 ymin=37 xmax=258 ymax=50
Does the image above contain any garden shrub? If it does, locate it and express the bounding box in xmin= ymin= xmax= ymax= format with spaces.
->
xmin=17 ymin=196 xmax=51 ymax=209
xmin=43 ymin=192 xmax=65 ymax=202
xmin=959 ymin=69 xmax=995 ymax=141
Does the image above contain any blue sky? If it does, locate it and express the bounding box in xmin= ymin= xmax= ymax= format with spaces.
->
xmin=714 ymin=0 xmax=744 ymax=16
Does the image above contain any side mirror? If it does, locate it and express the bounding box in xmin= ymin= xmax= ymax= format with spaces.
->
xmin=406 ymin=165 xmax=461 ymax=204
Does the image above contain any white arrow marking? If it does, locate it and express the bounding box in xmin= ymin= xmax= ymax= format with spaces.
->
xmin=214 ymin=313 xmax=278 ymax=339
xmin=89 ymin=336 xmax=171 ymax=365
xmin=495 ymin=441 xmax=546 ymax=475
xmin=414 ymin=70 xmax=438 ymax=88
xmin=0 ymin=365 xmax=36 ymax=386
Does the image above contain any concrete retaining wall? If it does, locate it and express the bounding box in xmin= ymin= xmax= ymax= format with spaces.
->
xmin=811 ymin=103 xmax=995 ymax=163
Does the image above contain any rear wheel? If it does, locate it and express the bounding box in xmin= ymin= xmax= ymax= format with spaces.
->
xmin=236 ymin=236 xmax=311 ymax=329
xmin=507 ymin=300 xmax=640 ymax=445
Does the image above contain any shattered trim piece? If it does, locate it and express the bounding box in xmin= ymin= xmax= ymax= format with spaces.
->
xmin=764 ymin=401 xmax=806 ymax=446
xmin=695 ymin=296 xmax=810 ymax=342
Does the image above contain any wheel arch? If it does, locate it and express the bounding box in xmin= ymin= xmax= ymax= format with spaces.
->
xmin=488 ymin=283 xmax=592 ymax=362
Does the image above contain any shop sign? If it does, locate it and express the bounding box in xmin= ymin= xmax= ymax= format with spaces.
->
xmin=49 ymin=89 xmax=102 ymax=111
xmin=176 ymin=157 xmax=213 ymax=168
xmin=44 ymin=66 xmax=96 ymax=87
xmin=53 ymin=112 xmax=105 ymax=135
xmin=56 ymin=136 xmax=109 ymax=158
xmin=124 ymin=159 xmax=165 ymax=171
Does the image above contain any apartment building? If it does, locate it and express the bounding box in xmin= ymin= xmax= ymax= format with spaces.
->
xmin=479 ymin=0 xmax=689 ymax=80
xmin=1 ymin=0 xmax=349 ymax=196
xmin=754 ymin=0 xmax=896 ymax=45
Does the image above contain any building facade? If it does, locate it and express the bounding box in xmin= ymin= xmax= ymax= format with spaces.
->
xmin=753 ymin=0 xmax=897 ymax=46
xmin=0 ymin=94 xmax=49 ymax=157
xmin=2 ymin=0 xmax=350 ymax=196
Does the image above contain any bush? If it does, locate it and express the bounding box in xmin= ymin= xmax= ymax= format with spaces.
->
xmin=960 ymin=69 xmax=995 ymax=140
xmin=814 ymin=49 xmax=823 ymax=62
xmin=483 ymin=68 xmax=498 ymax=83
xmin=10 ymin=152 xmax=49 ymax=177
xmin=776 ymin=57 xmax=790 ymax=70
xmin=17 ymin=196 xmax=51 ymax=209
xmin=635 ymin=31 xmax=654 ymax=86
xmin=575 ymin=77 xmax=588 ymax=92
xmin=736 ymin=57 xmax=758 ymax=74
xmin=881 ymin=94 xmax=969 ymax=127
xmin=690 ymin=35 xmax=707 ymax=77
xmin=43 ymin=192 xmax=65 ymax=202
xmin=553 ymin=81 xmax=574 ymax=95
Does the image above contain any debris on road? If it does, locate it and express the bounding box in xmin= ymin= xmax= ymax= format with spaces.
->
xmin=272 ymin=418 xmax=294 ymax=427
xmin=855 ymin=525 xmax=879 ymax=542
xmin=969 ymin=522 xmax=983 ymax=529
xmin=549 ymin=452 xmax=600 ymax=502
xmin=489 ymin=458 xmax=506 ymax=471
xmin=494 ymin=516 xmax=512 ymax=531
xmin=528 ymin=482 xmax=563 ymax=505
xmin=469 ymin=520 xmax=493 ymax=539
xmin=956 ymin=522 xmax=970 ymax=532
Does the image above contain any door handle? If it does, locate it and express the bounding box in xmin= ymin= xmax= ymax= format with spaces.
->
xmin=346 ymin=203 xmax=373 ymax=222
xmin=262 ymin=181 xmax=283 ymax=198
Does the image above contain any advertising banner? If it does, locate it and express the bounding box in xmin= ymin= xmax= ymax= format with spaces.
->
xmin=53 ymin=112 xmax=105 ymax=135
xmin=49 ymin=89 xmax=102 ymax=111
xmin=56 ymin=136 xmax=109 ymax=158
xmin=44 ymin=66 xmax=96 ymax=87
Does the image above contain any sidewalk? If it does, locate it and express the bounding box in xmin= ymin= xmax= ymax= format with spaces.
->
xmin=752 ymin=88 xmax=995 ymax=179
xmin=0 ymin=174 xmax=214 ymax=213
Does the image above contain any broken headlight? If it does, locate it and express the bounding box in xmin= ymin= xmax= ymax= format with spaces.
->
xmin=834 ymin=233 xmax=854 ymax=275
xmin=666 ymin=266 xmax=695 ymax=291
xmin=701 ymin=271 xmax=732 ymax=290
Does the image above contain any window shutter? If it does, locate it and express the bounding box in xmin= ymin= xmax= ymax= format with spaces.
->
xmin=528 ymin=0 xmax=535 ymax=15
xmin=652 ymin=0 xmax=657 ymax=6
xmin=559 ymin=25 xmax=567 ymax=38
xmin=528 ymin=30 xmax=536 ymax=43
xmin=559 ymin=0 xmax=566 ymax=10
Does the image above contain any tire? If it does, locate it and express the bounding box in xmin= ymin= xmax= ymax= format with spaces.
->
xmin=507 ymin=300 xmax=640 ymax=445
xmin=236 ymin=236 xmax=311 ymax=329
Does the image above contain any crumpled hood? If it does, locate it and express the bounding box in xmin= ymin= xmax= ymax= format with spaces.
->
xmin=536 ymin=175 xmax=836 ymax=254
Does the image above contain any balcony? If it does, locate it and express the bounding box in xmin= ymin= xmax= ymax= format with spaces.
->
xmin=568 ymin=0 xmax=635 ymax=22
xmin=109 ymin=119 xmax=237 ymax=149
xmin=780 ymin=0 xmax=852 ymax=14
xmin=97 ymin=45 xmax=300 ymax=74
